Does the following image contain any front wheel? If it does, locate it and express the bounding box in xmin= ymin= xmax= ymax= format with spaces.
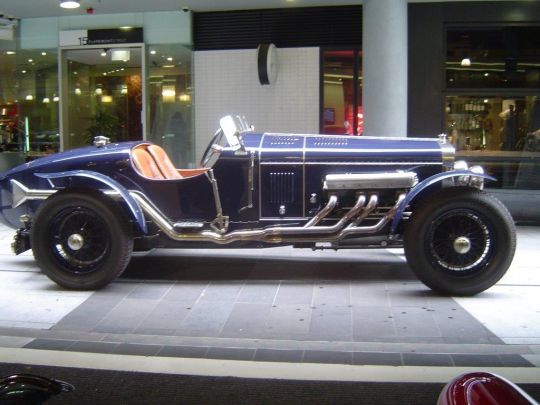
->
xmin=31 ymin=191 xmax=133 ymax=290
xmin=404 ymin=187 xmax=516 ymax=296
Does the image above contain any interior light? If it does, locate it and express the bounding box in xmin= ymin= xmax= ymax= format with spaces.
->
xmin=121 ymin=86 xmax=128 ymax=95
xmin=460 ymin=58 xmax=471 ymax=67
xmin=95 ymin=88 xmax=103 ymax=95
xmin=484 ymin=72 xmax=489 ymax=77
xmin=111 ymin=49 xmax=130 ymax=61
xmin=42 ymin=97 xmax=50 ymax=103
xmin=53 ymin=96 xmax=60 ymax=102
xmin=100 ymin=51 xmax=107 ymax=57
xmin=21 ymin=70 xmax=27 ymax=74
xmin=150 ymin=50 xmax=156 ymax=55
xmin=167 ymin=57 xmax=173 ymax=61
xmin=60 ymin=0 xmax=80 ymax=9
xmin=162 ymin=65 xmax=175 ymax=68
xmin=484 ymin=99 xmax=489 ymax=103
xmin=41 ymin=52 xmax=47 ymax=56
xmin=178 ymin=93 xmax=190 ymax=102
xmin=25 ymin=95 xmax=34 ymax=101
xmin=74 ymin=88 xmax=81 ymax=95
xmin=162 ymin=85 xmax=176 ymax=102
xmin=28 ymin=59 xmax=33 ymax=62
xmin=6 ymin=51 xmax=15 ymax=55
xmin=120 ymin=26 xmax=132 ymax=30
xmin=101 ymin=95 xmax=113 ymax=103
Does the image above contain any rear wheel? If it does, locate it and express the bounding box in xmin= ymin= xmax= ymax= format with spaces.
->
xmin=31 ymin=191 xmax=133 ymax=290
xmin=404 ymin=187 xmax=515 ymax=296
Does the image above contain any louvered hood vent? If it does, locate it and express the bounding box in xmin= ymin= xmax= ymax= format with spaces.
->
xmin=269 ymin=172 xmax=296 ymax=204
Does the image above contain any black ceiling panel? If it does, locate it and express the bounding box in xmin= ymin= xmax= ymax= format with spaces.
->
xmin=194 ymin=6 xmax=362 ymax=50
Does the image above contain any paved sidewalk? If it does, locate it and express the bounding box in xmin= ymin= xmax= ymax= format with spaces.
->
xmin=0 ymin=223 xmax=539 ymax=369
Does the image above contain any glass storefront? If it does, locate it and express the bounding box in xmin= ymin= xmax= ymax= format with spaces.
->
xmin=446 ymin=27 xmax=540 ymax=193
xmin=63 ymin=46 xmax=142 ymax=150
xmin=146 ymin=44 xmax=192 ymax=167
xmin=445 ymin=95 xmax=540 ymax=190
xmin=321 ymin=49 xmax=362 ymax=135
xmin=17 ymin=49 xmax=59 ymax=157
xmin=0 ymin=13 xmax=193 ymax=170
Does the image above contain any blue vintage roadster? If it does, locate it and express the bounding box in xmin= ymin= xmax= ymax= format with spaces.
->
xmin=0 ymin=116 xmax=515 ymax=295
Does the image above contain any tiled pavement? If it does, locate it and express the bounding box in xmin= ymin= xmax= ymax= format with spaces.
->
xmin=0 ymin=223 xmax=539 ymax=369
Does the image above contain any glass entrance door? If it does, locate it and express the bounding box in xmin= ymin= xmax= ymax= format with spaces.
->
xmin=61 ymin=46 xmax=143 ymax=150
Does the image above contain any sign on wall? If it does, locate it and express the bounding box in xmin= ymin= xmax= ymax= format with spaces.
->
xmin=59 ymin=27 xmax=143 ymax=46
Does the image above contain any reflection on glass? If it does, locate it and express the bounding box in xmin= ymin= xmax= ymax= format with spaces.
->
xmin=446 ymin=27 xmax=540 ymax=89
xmin=445 ymin=95 xmax=540 ymax=189
xmin=15 ymin=49 xmax=59 ymax=158
xmin=147 ymin=44 xmax=192 ymax=167
xmin=64 ymin=47 xmax=142 ymax=150
xmin=322 ymin=49 xmax=363 ymax=135
xmin=0 ymin=45 xmax=19 ymax=157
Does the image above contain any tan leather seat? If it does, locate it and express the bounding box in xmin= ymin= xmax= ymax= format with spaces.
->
xmin=147 ymin=144 xmax=183 ymax=179
xmin=132 ymin=148 xmax=165 ymax=179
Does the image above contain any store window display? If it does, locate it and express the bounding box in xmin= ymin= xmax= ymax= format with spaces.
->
xmin=445 ymin=27 xmax=540 ymax=191
xmin=445 ymin=96 xmax=540 ymax=189
xmin=321 ymin=49 xmax=363 ymax=135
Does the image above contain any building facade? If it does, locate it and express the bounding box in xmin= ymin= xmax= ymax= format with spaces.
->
xmin=0 ymin=1 xmax=538 ymax=220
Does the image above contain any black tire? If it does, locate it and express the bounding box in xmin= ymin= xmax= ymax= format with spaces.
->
xmin=404 ymin=187 xmax=516 ymax=296
xmin=31 ymin=191 xmax=133 ymax=290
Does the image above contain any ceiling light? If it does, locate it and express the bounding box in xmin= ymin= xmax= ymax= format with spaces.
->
xmin=41 ymin=52 xmax=47 ymax=56
xmin=460 ymin=58 xmax=471 ymax=67
xmin=167 ymin=57 xmax=173 ymax=61
xmin=100 ymin=51 xmax=107 ymax=57
xmin=111 ymin=49 xmax=130 ymax=61
xmin=150 ymin=50 xmax=156 ymax=55
xmin=6 ymin=51 xmax=15 ymax=55
xmin=60 ymin=0 xmax=80 ymax=9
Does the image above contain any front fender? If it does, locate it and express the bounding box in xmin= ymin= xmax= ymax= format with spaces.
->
xmin=35 ymin=170 xmax=147 ymax=233
xmin=390 ymin=170 xmax=496 ymax=233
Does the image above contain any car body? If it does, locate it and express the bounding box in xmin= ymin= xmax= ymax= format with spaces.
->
xmin=0 ymin=116 xmax=516 ymax=294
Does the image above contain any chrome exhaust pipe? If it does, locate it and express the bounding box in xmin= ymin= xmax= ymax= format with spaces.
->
xmin=131 ymin=192 xmax=370 ymax=244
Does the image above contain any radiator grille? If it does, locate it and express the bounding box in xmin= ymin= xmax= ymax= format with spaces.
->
xmin=269 ymin=172 xmax=296 ymax=203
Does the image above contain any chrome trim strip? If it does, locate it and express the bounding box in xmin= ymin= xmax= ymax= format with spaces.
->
xmin=260 ymin=161 xmax=440 ymax=166
xmin=260 ymin=147 xmax=441 ymax=153
xmin=262 ymin=132 xmax=439 ymax=142
xmin=10 ymin=180 xmax=55 ymax=208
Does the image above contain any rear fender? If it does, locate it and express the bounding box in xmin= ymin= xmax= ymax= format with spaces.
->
xmin=390 ymin=170 xmax=496 ymax=233
xmin=35 ymin=170 xmax=147 ymax=233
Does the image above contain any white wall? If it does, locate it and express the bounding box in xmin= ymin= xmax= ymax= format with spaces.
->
xmin=194 ymin=47 xmax=320 ymax=158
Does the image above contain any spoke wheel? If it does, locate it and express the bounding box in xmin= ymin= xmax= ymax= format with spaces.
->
xmin=404 ymin=187 xmax=515 ymax=296
xmin=31 ymin=191 xmax=133 ymax=290
xmin=428 ymin=209 xmax=493 ymax=274
xmin=49 ymin=207 xmax=111 ymax=274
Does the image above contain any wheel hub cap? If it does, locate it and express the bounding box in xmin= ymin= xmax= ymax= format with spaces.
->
xmin=453 ymin=236 xmax=471 ymax=254
xmin=67 ymin=233 xmax=84 ymax=251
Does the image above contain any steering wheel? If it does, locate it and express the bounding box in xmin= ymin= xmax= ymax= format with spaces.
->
xmin=200 ymin=129 xmax=226 ymax=168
